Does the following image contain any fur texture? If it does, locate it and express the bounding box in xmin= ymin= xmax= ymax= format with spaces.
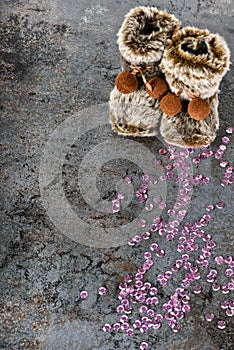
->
xmin=117 ymin=6 xmax=180 ymax=66
xmin=109 ymin=86 xmax=161 ymax=137
xmin=160 ymin=94 xmax=219 ymax=147
xmin=159 ymin=27 xmax=230 ymax=147
xmin=110 ymin=6 xmax=180 ymax=137
xmin=160 ymin=27 xmax=230 ymax=99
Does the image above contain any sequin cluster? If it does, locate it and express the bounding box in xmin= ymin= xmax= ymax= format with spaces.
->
xmin=111 ymin=193 xmax=125 ymax=213
xmin=84 ymin=128 xmax=233 ymax=350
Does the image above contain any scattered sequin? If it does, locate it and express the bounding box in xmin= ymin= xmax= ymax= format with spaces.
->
xmin=222 ymin=136 xmax=230 ymax=144
xmin=103 ymin=134 xmax=233 ymax=348
xmin=140 ymin=342 xmax=149 ymax=350
xmin=205 ymin=313 xmax=214 ymax=322
xmin=217 ymin=320 xmax=226 ymax=329
xmin=98 ymin=287 xmax=107 ymax=295
xmin=124 ymin=175 xmax=132 ymax=184
xmin=103 ymin=323 xmax=111 ymax=332
xmin=80 ymin=290 xmax=88 ymax=299
xmin=226 ymin=127 xmax=233 ymax=134
xmin=216 ymin=201 xmax=225 ymax=209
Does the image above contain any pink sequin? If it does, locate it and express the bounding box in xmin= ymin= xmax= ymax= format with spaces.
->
xmin=103 ymin=323 xmax=111 ymax=332
xmin=113 ymin=322 xmax=121 ymax=331
xmin=142 ymin=174 xmax=149 ymax=182
xmin=121 ymin=322 xmax=129 ymax=330
xmin=133 ymin=320 xmax=141 ymax=329
xmin=193 ymin=286 xmax=202 ymax=294
xmin=227 ymin=282 xmax=234 ymax=290
xmin=165 ymin=271 xmax=173 ymax=279
xmin=225 ymin=268 xmax=233 ymax=277
xmin=138 ymin=219 xmax=147 ymax=228
xmin=126 ymin=328 xmax=134 ymax=336
xmin=150 ymin=176 xmax=158 ymax=184
xmin=193 ymin=157 xmax=200 ymax=164
xmin=124 ymin=175 xmax=132 ymax=184
xmin=116 ymin=305 xmax=125 ymax=313
xmin=156 ymin=249 xmax=165 ymax=258
xmin=221 ymin=301 xmax=229 ymax=309
xmin=221 ymin=179 xmax=229 ymax=186
xmin=206 ymin=204 xmax=214 ymax=211
xmin=142 ymin=231 xmax=151 ymax=240
xmin=80 ymin=290 xmax=88 ymax=299
xmin=215 ymin=255 xmax=224 ymax=265
xmin=145 ymin=203 xmax=154 ymax=211
xmin=226 ymin=308 xmax=234 ymax=317
xmin=216 ymin=201 xmax=225 ymax=209
xmin=219 ymin=145 xmax=227 ymax=151
xmin=159 ymin=202 xmax=167 ymax=210
xmin=139 ymin=305 xmax=148 ymax=314
xmin=150 ymin=287 xmax=158 ymax=295
xmin=153 ymin=196 xmax=161 ymax=204
xmin=222 ymin=136 xmax=230 ymax=144
xmin=120 ymin=315 xmax=128 ymax=323
xmin=98 ymin=287 xmax=107 ymax=295
xmin=217 ymin=320 xmax=226 ymax=329
xmin=220 ymin=161 xmax=229 ymax=168
xmin=150 ymin=243 xmax=158 ymax=251
xmin=226 ymin=127 xmax=233 ymax=134
xmin=140 ymin=342 xmax=149 ymax=350
xmin=222 ymin=285 xmax=230 ymax=294
xmin=225 ymin=256 xmax=233 ymax=264
xmin=212 ymin=283 xmax=220 ymax=292
xmin=154 ymin=159 xmax=162 ymax=166
xmin=205 ymin=313 xmax=214 ymax=322
xmin=182 ymin=304 xmax=191 ymax=313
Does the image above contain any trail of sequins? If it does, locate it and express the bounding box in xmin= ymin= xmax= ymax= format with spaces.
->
xmin=85 ymin=127 xmax=233 ymax=350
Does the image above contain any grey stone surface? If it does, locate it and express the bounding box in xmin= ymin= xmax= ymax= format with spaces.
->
xmin=0 ymin=1 xmax=233 ymax=349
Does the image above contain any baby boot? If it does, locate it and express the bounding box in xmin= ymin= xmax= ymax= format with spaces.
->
xmin=159 ymin=27 xmax=230 ymax=148
xmin=109 ymin=6 xmax=180 ymax=137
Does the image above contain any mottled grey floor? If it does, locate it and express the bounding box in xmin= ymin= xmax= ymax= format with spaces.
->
xmin=0 ymin=1 xmax=233 ymax=349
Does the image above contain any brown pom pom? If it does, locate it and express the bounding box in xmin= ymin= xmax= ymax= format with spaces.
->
xmin=160 ymin=93 xmax=182 ymax=116
xmin=146 ymin=77 xmax=168 ymax=99
xmin=188 ymin=98 xmax=210 ymax=120
xmin=115 ymin=71 xmax=138 ymax=94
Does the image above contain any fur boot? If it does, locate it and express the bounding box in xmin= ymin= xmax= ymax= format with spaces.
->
xmin=159 ymin=27 xmax=230 ymax=148
xmin=109 ymin=6 xmax=180 ymax=137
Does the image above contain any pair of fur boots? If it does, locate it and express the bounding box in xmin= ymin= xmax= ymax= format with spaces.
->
xmin=109 ymin=6 xmax=230 ymax=148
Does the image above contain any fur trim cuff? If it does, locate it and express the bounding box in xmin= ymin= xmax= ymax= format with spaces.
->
xmin=117 ymin=6 xmax=180 ymax=65
xmin=160 ymin=27 xmax=230 ymax=99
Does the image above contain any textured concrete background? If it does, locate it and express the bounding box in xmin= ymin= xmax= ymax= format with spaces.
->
xmin=0 ymin=1 xmax=233 ymax=349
